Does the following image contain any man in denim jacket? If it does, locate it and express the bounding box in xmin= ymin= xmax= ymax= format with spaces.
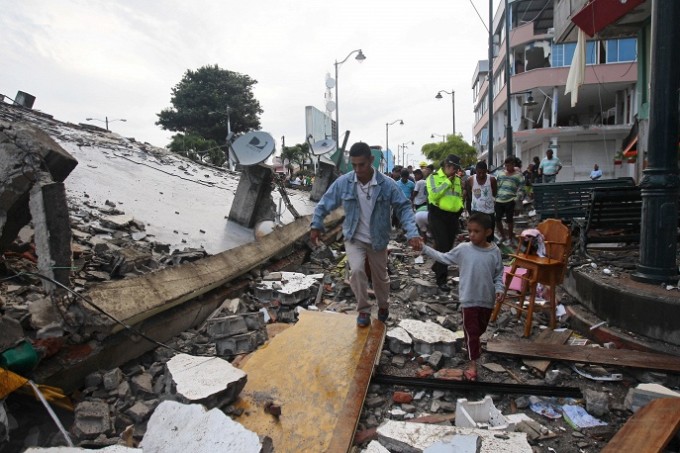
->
xmin=310 ymin=142 xmax=423 ymax=327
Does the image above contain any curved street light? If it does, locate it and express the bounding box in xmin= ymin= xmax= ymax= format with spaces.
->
xmin=334 ymin=49 xmax=366 ymax=145
xmin=431 ymin=133 xmax=447 ymax=143
xmin=435 ymin=90 xmax=456 ymax=136
xmin=85 ymin=116 xmax=126 ymax=131
xmin=385 ymin=119 xmax=404 ymax=170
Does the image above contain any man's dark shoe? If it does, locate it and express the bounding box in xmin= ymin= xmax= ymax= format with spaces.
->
xmin=356 ymin=312 xmax=371 ymax=327
xmin=378 ymin=308 xmax=389 ymax=323
xmin=438 ymin=283 xmax=451 ymax=292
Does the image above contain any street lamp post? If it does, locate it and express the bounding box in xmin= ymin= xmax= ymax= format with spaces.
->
xmin=334 ymin=49 xmax=366 ymax=145
xmin=85 ymin=116 xmax=126 ymax=131
xmin=431 ymin=133 xmax=446 ymax=143
xmin=398 ymin=141 xmax=414 ymax=167
xmin=435 ymin=90 xmax=456 ymax=136
xmin=386 ymin=119 xmax=404 ymax=170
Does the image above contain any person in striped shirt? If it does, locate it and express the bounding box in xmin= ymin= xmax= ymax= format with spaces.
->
xmin=494 ymin=156 xmax=524 ymax=245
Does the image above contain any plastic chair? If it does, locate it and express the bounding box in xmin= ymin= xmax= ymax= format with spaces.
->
xmin=490 ymin=219 xmax=572 ymax=337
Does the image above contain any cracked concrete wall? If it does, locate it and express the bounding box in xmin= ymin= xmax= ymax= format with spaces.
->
xmin=0 ymin=121 xmax=77 ymax=250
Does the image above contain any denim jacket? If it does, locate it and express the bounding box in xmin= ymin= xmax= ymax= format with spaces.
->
xmin=311 ymin=170 xmax=419 ymax=251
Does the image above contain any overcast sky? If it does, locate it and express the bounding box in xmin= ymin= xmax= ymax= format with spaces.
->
xmin=1 ymin=0 xmax=494 ymax=165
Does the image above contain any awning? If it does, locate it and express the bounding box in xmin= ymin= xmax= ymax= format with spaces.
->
xmin=622 ymin=135 xmax=638 ymax=158
xmin=571 ymin=0 xmax=646 ymax=37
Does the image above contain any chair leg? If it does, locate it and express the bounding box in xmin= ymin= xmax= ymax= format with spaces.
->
xmin=491 ymin=271 xmax=515 ymax=322
xmin=524 ymin=283 xmax=539 ymax=337
xmin=549 ymin=284 xmax=557 ymax=329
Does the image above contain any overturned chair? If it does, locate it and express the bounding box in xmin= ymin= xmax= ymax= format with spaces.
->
xmin=491 ymin=219 xmax=572 ymax=337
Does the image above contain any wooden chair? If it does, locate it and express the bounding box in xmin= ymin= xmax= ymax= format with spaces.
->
xmin=490 ymin=219 xmax=572 ymax=337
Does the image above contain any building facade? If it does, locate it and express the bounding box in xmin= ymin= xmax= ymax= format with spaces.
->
xmin=471 ymin=0 xmax=641 ymax=181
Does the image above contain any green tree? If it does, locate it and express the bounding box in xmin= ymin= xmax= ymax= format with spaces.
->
xmin=167 ymin=132 xmax=226 ymax=166
xmin=156 ymin=65 xmax=263 ymax=144
xmin=280 ymin=143 xmax=311 ymax=175
xmin=421 ymin=134 xmax=477 ymax=168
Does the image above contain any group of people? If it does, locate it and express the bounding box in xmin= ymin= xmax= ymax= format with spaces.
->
xmin=308 ymin=143 xmax=566 ymax=381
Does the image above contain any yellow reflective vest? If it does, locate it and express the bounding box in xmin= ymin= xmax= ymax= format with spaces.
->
xmin=427 ymin=168 xmax=463 ymax=213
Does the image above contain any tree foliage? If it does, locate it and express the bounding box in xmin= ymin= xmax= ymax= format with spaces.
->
xmin=156 ymin=65 xmax=263 ymax=144
xmin=280 ymin=142 xmax=311 ymax=174
xmin=167 ymin=132 xmax=225 ymax=166
xmin=421 ymin=134 xmax=478 ymax=168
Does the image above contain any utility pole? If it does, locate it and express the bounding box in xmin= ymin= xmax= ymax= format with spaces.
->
xmin=487 ymin=0 xmax=494 ymax=168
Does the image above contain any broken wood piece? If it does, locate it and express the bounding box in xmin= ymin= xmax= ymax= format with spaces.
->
xmin=602 ymin=398 xmax=680 ymax=453
xmin=522 ymin=328 xmax=573 ymax=375
xmin=487 ymin=340 xmax=680 ymax=372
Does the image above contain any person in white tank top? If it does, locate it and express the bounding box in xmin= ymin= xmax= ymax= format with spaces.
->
xmin=465 ymin=161 xmax=498 ymax=242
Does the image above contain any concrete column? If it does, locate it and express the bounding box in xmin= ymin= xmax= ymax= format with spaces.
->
xmin=228 ymin=165 xmax=275 ymax=228
xmin=29 ymin=172 xmax=72 ymax=292
xmin=309 ymin=161 xmax=337 ymax=202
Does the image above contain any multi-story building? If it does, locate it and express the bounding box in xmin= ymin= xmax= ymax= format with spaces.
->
xmin=471 ymin=0 xmax=640 ymax=181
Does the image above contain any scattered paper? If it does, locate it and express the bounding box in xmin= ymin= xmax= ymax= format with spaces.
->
xmin=529 ymin=397 xmax=562 ymax=420
xmin=414 ymin=256 xmax=424 ymax=264
xmin=561 ymin=404 xmax=607 ymax=429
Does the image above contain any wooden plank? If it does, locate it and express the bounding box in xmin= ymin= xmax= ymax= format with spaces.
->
xmin=84 ymin=210 xmax=343 ymax=333
xmin=522 ymin=329 xmax=573 ymax=374
xmin=602 ymin=398 xmax=680 ymax=453
xmin=487 ymin=340 xmax=680 ymax=372
xmin=234 ymin=311 xmax=385 ymax=453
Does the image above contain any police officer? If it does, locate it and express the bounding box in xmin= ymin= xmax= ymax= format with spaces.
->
xmin=427 ymin=154 xmax=464 ymax=292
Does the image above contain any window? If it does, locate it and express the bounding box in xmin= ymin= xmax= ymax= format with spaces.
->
xmin=607 ymin=38 xmax=637 ymax=63
xmin=551 ymin=42 xmax=597 ymax=67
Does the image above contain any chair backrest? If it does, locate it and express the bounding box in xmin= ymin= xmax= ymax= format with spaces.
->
xmin=536 ymin=218 xmax=572 ymax=263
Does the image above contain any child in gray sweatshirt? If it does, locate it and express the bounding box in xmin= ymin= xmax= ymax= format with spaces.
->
xmin=422 ymin=212 xmax=504 ymax=381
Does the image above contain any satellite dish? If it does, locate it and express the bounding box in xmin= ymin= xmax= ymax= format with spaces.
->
xmin=326 ymin=100 xmax=336 ymax=112
xmin=325 ymin=77 xmax=336 ymax=89
xmin=230 ymin=131 xmax=276 ymax=166
xmin=310 ymin=139 xmax=337 ymax=156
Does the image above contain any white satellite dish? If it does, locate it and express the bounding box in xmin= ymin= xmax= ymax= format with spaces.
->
xmin=310 ymin=139 xmax=337 ymax=156
xmin=326 ymin=100 xmax=336 ymax=112
xmin=230 ymin=131 xmax=276 ymax=166
xmin=325 ymin=77 xmax=336 ymax=89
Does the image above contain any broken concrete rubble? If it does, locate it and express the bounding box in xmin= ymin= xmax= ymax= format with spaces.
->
xmin=140 ymin=401 xmax=265 ymax=453
xmin=166 ymin=353 xmax=246 ymax=407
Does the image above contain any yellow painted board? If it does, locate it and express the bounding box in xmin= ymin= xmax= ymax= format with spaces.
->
xmin=235 ymin=311 xmax=385 ymax=453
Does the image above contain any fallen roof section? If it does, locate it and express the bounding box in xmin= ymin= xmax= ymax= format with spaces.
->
xmin=234 ymin=311 xmax=385 ymax=452
xmin=83 ymin=210 xmax=342 ymax=334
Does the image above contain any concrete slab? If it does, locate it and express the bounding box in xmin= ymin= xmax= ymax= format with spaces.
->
xmin=140 ymin=400 xmax=262 ymax=453
xmin=234 ymin=311 xmax=385 ymax=452
xmin=83 ymin=211 xmax=342 ymax=334
xmin=376 ymin=420 xmax=532 ymax=453
xmin=24 ymin=447 xmax=140 ymax=452
xmin=166 ymin=353 xmax=246 ymax=406
xmin=398 ymin=319 xmax=463 ymax=357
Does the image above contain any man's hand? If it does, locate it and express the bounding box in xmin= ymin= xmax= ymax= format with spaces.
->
xmin=309 ymin=229 xmax=321 ymax=247
xmin=495 ymin=292 xmax=504 ymax=303
xmin=408 ymin=236 xmax=423 ymax=252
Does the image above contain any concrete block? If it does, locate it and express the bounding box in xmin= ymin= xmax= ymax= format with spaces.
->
xmin=584 ymin=389 xmax=609 ymax=418
xmin=426 ymin=351 xmax=444 ymax=370
xmin=130 ymin=372 xmax=154 ymax=398
xmin=386 ymin=327 xmax=413 ymax=354
xmin=377 ymin=420 xmax=531 ymax=453
xmin=364 ymin=440 xmax=391 ymax=453
xmin=166 ymin=353 xmax=246 ymax=407
xmin=140 ymin=401 xmax=262 ymax=452
xmin=399 ymin=319 xmax=462 ymax=357
xmin=424 ymin=435 xmax=481 ymax=453
xmin=242 ymin=312 xmax=265 ymax=330
xmin=455 ymin=396 xmax=514 ymax=431
xmin=206 ymin=313 xmax=248 ymax=339
xmin=412 ymin=278 xmax=439 ymax=297
xmin=215 ymin=331 xmax=259 ymax=356
xmin=228 ymin=164 xmax=275 ymax=228
xmin=28 ymin=174 xmax=72 ymax=291
xmin=72 ymin=400 xmax=113 ymax=440
xmin=126 ymin=401 xmax=153 ymax=423
xmin=102 ymin=368 xmax=123 ymax=391
xmin=310 ymin=161 xmax=337 ymax=202
xmin=0 ymin=122 xmax=77 ymax=250
xmin=624 ymin=383 xmax=680 ymax=412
